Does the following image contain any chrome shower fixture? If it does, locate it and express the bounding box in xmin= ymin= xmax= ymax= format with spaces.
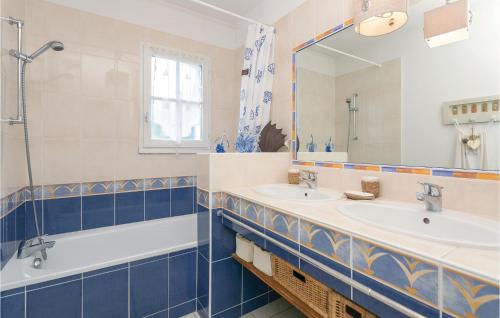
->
xmin=9 ymin=40 xmax=64 ymax=63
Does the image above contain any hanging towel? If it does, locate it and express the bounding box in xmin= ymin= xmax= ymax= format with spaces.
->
xmin=454 ymin=132 xmax=488 ymax=170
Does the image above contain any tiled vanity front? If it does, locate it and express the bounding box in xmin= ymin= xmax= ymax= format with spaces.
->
xmin=217 ymin=192 xmax=499 ymax=318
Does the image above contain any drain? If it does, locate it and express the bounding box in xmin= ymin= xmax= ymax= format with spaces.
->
xmin=423 ymin=217 xmax=431 ymax=224
xmin=304 ymin=193 xmax=308 ymax=197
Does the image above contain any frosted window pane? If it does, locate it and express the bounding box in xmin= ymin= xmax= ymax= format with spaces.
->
xmin=151 ymin=56 xmax=176 ymax=99
xmin=151 ymin=99 xmax=177 ymax=140
xmin=180 ymin=62 xmax=202 ymax=102
xmin=181 ymin=103 xmax=202 ymax=141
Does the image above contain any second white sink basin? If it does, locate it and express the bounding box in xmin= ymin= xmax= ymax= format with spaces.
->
xmin=337 ymin=202 xmax=500 ymax=248
xmin=254 ymin=184 xmax=341 ymax=202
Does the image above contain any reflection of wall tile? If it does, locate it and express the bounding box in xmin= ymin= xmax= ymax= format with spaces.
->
xmin=211 ymin=192 xmax=223 ymax=209
xmin=265 ymin=208 xmax=298 ymax=242
xmin=299 ymin=220 xmax=350 ymax=266
xmin=352 ymin=238 xmax=438 ymax=307
xmin=443 ymin=268 xmax=500 ymax=318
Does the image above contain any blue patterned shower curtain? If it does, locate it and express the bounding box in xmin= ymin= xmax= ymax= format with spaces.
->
xmin=235 ymin=24 xmax=276 ymax=152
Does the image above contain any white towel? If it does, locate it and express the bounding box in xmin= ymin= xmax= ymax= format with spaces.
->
xmin=454 ymin=132 xmax=488 ymax=170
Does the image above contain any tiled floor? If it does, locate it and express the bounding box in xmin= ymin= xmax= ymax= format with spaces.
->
xmin=181 ymin=299 xmax=304 ymax=318
xmin=242 ymin=299 xmax=306 ymax=318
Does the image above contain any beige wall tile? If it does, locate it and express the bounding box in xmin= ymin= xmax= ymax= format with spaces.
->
xmin=81 ymin=139 xmax=116 ymax=182
xmin=81 ymin=97 xmax=116 ymax=139
xmin=42 ymin=139 xmax=82 ymax=184
xmin=81 ymin=54 xmax=115 ymax=99
xmin=291 ymin=1 xmax=316 ymax=47
xmin=42 ymin=92 xmax=82 ymax=139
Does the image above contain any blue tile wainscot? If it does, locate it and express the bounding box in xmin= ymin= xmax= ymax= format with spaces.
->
xmin=196 ymin=189 xmax=280 ymax=318
xmin=217 ymin=192 xmax=500 ymax=318
xmin=0 ymin=176 xmax=196 ymax=269
xmin=0 ymin=248 xmax=199 ymax=318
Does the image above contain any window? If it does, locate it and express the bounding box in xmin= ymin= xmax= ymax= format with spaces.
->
xmin=140 ymin=44 xmax=210 ymax=153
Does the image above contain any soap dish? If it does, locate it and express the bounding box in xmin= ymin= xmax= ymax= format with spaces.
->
xmin=345 ymin=191 xmax=375 ymax=200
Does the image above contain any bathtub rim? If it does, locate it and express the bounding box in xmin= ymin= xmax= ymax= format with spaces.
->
xmin=0 ymin=214 xmax=198 ymax=292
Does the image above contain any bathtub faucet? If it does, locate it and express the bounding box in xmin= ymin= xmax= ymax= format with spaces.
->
xmin=17 ymin=235 xmax=55 ymax=260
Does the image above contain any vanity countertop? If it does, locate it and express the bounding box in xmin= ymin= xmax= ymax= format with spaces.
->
xmin=222 ymin=186 xmax=499 ymax=283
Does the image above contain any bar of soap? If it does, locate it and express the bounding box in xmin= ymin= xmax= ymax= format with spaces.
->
xmin=345 ymin=191 xmax=375 ymax=200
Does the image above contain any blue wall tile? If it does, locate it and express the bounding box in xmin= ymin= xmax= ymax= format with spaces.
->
xmin=1 ymin=293 xmax=25 ymax=318
xmin=130 ymin=258 xmax=168 ymax=318
xmin=353 ymin=271 xmax=439 ymax=318
xmin=212 ymin=305 xmax=242 ymax=318
xmin=211 ymin=258 xmax=242 ymax=315
xmin=352 ymin=289 xmax=409 ymax=318
xmin=169 ymin=299 xmax=197 ymax=318
xmin=145 ymin=189 xmax=171 ymax=220
xmin=212 ymin=211 xmax=236 ymax=261
xmin=15 ymin=203 xmax=25 ymax=241
xmin=243 ymin=267 xmax=268 ymax=301
xmin=299 ymin=259 xmax=351 ymax=299
xmin=169 ymin=251 xmax=197 ymax=308
xmin=197 ymin=252 xmax=209 ymax=310
xmin=242 ymin=293 xmax=268 ymax=315
xmin=83 ymin=268 xmax=128 ymax=318
xmin=115 ymin=191 xmax=144 ymax=225
xmin=82 ymin=194 xmax=114 ymax=230
xmin=43 ymin=197 xmax=81 ymax=235
xmin=147 ymin=310 xmax=168 ymax=318
xmin=27 ymin=279 xmax=82 ymax=318
xmin=171 ymin=187 xmax=195 ymax=217
xmin=266 ymin=241 xmax=299 ymax=268
xmin=0 ymin=210 xmax=17 ymax=268
xmin=24 ymin=200 xmax=43 ymax=239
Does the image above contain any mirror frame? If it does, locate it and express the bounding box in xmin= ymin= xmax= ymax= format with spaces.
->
xmin=290 ymin=20 xmax=499 ymax=181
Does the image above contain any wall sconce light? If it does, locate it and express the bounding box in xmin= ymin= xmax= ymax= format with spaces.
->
xmin=424 ymin=0 xmax=471 ymax=48
xmin=354 ymin=0 xmax=409 ymax=36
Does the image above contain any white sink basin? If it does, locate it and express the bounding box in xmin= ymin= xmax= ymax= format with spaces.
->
xmin=337 ymin=202 xmax=500 ymax=248
xmin=254 ymin=184 xmax=341 ymax=202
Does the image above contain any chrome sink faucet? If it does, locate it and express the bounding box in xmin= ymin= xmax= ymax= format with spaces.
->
xmin=300 ymin=170 xmax=318 ymax=189
xmin=416 ymin=182 xmax=443 ymax=212
xmin=17 ymin=235 xmax=55 ymax=260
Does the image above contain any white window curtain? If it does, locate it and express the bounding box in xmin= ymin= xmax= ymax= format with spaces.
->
xmin=235 ymin=24 xmax=276 ymax=152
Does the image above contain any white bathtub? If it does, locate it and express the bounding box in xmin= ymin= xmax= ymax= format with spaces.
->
xmin=0 ymin=214 xmax=198 ymax=291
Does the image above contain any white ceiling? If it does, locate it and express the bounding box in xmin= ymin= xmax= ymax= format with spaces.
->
xmin=46 ymin=0 xmax=305 ymax=49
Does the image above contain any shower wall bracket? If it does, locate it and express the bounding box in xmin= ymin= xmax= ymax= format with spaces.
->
xmin=0 ymin=16 xmax=25 ymax=125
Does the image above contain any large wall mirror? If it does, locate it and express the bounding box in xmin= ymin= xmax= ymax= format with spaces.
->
xmin=295 ymin=0 xmax=499 ymax=170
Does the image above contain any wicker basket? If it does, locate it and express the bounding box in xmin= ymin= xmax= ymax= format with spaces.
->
xmin=329 ymin=292 xmax=377 ymax=318
xmin=272 ymin=256 xmax=329 ymax=317
xmin=288 ymin=171 xmax=300 ymax=184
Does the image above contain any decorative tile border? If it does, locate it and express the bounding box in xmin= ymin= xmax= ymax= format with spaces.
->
xmin=115 ymin=179 xmax=144 ymax=193
xmin=352 ymin=238 xmax=438 ymax=307
xmin=443 ymin=267 xmax=500 ymax=318
xmin=222 ymin=193 xmax=240 ymax=215
xmin=290 ymin=20 xmax=500 ymax=181
xmin=220 ymin=192 xmax=498 ymax=318
xmin=211 ymin=192 xmax=223 ymax=209
xmin=82 ymin=181 xmax=114 ymax=195
xmin=0 ymin=176 xmax=198 ymax=217
xmin=197 ymin=188 xmax=209 ymax=208
xmin=0 ymin=187 xmax=25 ymax=218
xmin=145 ymin=177 xmax=171 ymax=190
xmin=171 ymin=176 xmax=196 ymax=188
xmin=241 ymin=199 xmax=265 ymax=227
xmin=43 ymin=183 xmax=81 ymax=199
xmin=265 ymin=208 xmax=298 ymax=242
xmin=300 ymin=220 xmax=350 ymax=266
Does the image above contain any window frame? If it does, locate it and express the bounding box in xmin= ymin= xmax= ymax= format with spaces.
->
xmin=139 ymin=43 xmax=211 ymax=154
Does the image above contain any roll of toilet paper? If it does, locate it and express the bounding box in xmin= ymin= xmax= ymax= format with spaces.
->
xmin=253 ymin=246 xmax=273 ymax=276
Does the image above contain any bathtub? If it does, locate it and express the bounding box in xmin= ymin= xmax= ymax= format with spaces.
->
xmin=0 ymin=214 xmax=198 ymax=292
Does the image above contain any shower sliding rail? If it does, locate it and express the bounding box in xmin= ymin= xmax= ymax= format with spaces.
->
xmin=218 ymin=211 xmax=427 ymax=318
xmin=0 ymin=16 xmax=24 ymax=124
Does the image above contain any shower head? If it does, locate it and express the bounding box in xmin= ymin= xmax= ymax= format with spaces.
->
xmin=29 ymin=41 xmax=64 ymax=60
xmin=9 ymin=41 xmax=64 ymax=63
